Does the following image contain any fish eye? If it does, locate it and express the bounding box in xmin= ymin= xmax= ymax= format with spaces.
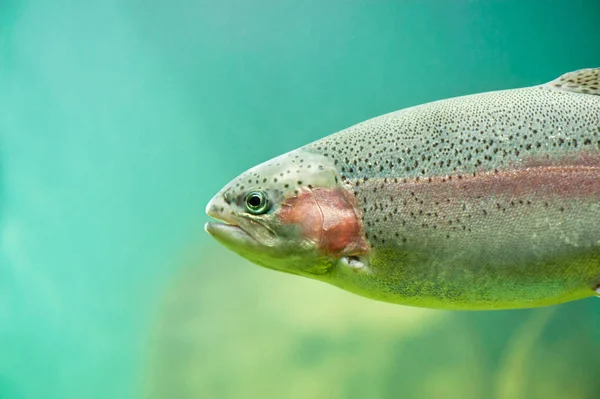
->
xmin=244 ymin=191 xmax=270 ymax=215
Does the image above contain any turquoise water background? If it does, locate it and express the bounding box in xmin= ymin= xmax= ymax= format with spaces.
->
xmin=2 ymin=1 xmax=600 ymax=398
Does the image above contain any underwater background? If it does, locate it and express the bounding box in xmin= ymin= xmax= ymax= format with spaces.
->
xmin=2 ymin=0 xmax=600 ymax=398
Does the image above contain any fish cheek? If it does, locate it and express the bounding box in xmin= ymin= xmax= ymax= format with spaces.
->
xmin=278 ymin=188 xmax=369 ymax=258
xmin=278 ymin=191 xmax=323 ymax=246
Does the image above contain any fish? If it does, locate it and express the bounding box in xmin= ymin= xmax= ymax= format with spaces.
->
xmin=205 ymin=68 xmax=600 ymax=310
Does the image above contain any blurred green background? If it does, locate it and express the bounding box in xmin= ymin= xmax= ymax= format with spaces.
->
xmin=2 ymin=0 xmax=600 ymax=398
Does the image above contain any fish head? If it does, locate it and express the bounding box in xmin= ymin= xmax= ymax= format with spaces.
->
xmin=205 ymin=149 xmax=369 ymax=278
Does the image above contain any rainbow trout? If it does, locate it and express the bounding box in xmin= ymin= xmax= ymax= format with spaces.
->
xmin=206 ymin=68 xmax=600 ymax=310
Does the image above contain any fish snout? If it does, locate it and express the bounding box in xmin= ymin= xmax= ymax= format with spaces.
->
xmin=205 ymin=193 xmax=226 ymax=219
xmin=205 ymin=192 xmax=241 ymax=227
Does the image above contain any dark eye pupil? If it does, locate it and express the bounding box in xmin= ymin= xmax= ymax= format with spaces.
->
xmin=245 ymin=191 xmax=269 ymax=214
xmin=248 ymin=195 xmax=262 ymax=208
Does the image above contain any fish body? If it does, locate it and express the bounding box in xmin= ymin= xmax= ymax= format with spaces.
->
xmin=206 ymin=68 xmax=600 ymax=310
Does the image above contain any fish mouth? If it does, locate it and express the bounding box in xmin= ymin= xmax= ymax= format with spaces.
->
xmin=205 ymin=202 xmax=259 ymax=247
xmin=204 ymin=219 xmax=261 ymax=250
xmin=204 ymin=221 xmax=256 ymax=242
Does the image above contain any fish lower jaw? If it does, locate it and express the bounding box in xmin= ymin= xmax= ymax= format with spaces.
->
xmin=204 ymin=221 xmax=258 ymax=245
xmin=205 ymin=220 xmax=245 ymax=233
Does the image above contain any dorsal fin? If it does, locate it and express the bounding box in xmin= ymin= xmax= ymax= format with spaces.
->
xmin=542 ymin=68 xmax=600 ymax=95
